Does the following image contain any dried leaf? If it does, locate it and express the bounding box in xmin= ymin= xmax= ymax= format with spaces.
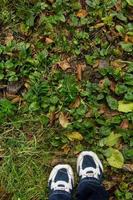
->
xmin=45 ymin=37 xmax=54 ymax=44
xmin=5 ymin=32 xmax=14 ymax=44
xmin=76 ymin=9 xmax=88 ymax=18
xmin=11 ymin=96 xmax=22 ymax=103
xmin=66 ymin=132 xmax=83 ymax=141
xmin=7 ymin=81 xmax=24 ymax=94
xmin=123 ymin=164 xmax=133 ymax=172
xmin=115 ymin=0 xmax=122 ymax=11
xmin=69 ymin=96 xmax=81 ymax=108
xmin=99 ymin=79 xmax=105 ymax=88
xmin=61 ymin=144 xmax=70 ymax=154
xmin=110 ymin=81 xmax=116 ymax=92
xmin=103 ymin=180 xmax=116 ymax=190
xmin=120 ymin=119 xmax=129 ymax=129
xmin=125 ymin=35 xmax=133 ymax=43
xmin=59 ymin=112 xmax=69 ymax=128
xmin=77 ymin=63 xmax=86 ymax=80
xmin=58 ymin=60 xmax=71 ymax=71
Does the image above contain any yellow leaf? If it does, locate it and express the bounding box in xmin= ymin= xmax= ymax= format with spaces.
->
xmin=59 ymin=112 xmax=69 ymax=128
xmin=93 ymin=23 xmax=105 ymax=29
xmin=67 ymin=132 xmax=83 ymax=141
xmin=118 ymin=101 xmax=133 ymax=113
xmin=107 ymin=148 xmax=124 ymax=169
xmin=76 ymin=9 xmax=88 ymax=18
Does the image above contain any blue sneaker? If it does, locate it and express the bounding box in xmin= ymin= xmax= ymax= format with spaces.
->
xmin=77 ymin=151 xmax=103 ymax=183
xmin=48 ymin=164 xmax=74 ymax=194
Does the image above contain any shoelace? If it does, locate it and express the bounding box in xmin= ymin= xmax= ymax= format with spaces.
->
xmin=81 ymin=167 xmax=100 ymax=179
xmin=51 ymin=181 xmax=71 ymax=193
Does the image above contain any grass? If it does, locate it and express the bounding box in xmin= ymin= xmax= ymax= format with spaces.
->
xmin=0 ymin=0 xmax=133 ymax=199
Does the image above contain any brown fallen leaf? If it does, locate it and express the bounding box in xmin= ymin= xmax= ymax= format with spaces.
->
xmin=115 ymin=0 xmax=122 ymax=11
xmin=7 ymin=81 xmax=24 ymax=94
xmin=99 ymin=79 xmax=105 ymax=88
xmin=69 ymin=96 xmax=81 ymax=109
xmin=120 ymin=119 xmax=129 ymax=129
xmin=103 ymin=180 xmax=116 ymax=190
xmin=5 ymin=92 xmax=18 ymax=100
xmin=76 ymin=63 xmax=86 ymax=81
xmin=61 ymin=144 xmax=71 ymax=154
xmin=58 ymin=60 xmax=71 ymax=71
xmin=11 ymin=96 xmax=22 ymax=103
xmin=125 ymin=35 xmax=133 ymax=43
xmin=5 ymin=32 xmax=14 ymax=44
xmin=76 ymin=9 xmax=88 ymax=18
xmin=59 ymin=112 xmax=70 ymax=128
xmin=110 ymin=81 xmax=116 ymax=92
xmin=45 ymin=37 xmax=54 ymax=44
xmin=85 ymin=109 xmax=93 ymax=118
xmin=123 ymin=164 xmax=133 ymax=172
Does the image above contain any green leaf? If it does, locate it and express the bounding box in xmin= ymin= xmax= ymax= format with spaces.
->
xmin=29 ymin=102 xmax=39 ymax=111
xmin=50 ymin=96 xmax=59 ymax=104
xmin=99 ymin=132 xmax=121 ymax=147
xmin=126 ymin=0 xmax=133 ymax=6
xmin=106 ymin=148 xmax=124 ymax=168
xmin=115 ymin=25 xmax=125 ymax=34
xmin=124 ymin=89 xmax=133 ymax=101
xmin=124 ymin=73 xmax=133 ymax=85
xmin=86 ymin=0 xmax=100 ymax=8
xmin=118 ymin=101 xmax=133 ymax=112
xmin=106 ymin=96 xmax=118 ymax=110
xmin=115 ymin=84 xmax=127 ymax=95
xmin=120 ymin=42 xmax=133 ymax=52
xmin=0 ymin=73 xmax=4 ymax=80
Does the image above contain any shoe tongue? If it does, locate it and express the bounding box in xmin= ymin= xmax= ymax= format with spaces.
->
xmin=55 ymin=168 xmax=68 ymax=182
xmin=82 ymin=155 xmax=96 ymax=170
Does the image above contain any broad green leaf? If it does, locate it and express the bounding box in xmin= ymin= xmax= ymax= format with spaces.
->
xmin=106 ymin=96 xmax=118 ymax=110
xmin=115 ymin=25 xmax=125 ymax=34
xmin=118 ymin=101 xmax=133 ymax=112
xmin=106 ymin=148 xmax=124 ymax=168
xmin=0 ymin=73 xmax=4 ymax=80
xmin=120 ymin=42 xmax=133 ymax=52
xmin=66 ymin=132 xmax=83 ymax=141
xmin=126 ymin=0 xmax=133 ymax=6
xmin=99 ymin=132 xmax=121 ymax=147
xmin=124 ymin=73 xmax=133 ymax=85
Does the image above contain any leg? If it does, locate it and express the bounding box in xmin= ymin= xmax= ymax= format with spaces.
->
xmin=48 ymin=164 xmax=74 ymax=200
xmin=76 ymin=151 xmax=109 ymax=200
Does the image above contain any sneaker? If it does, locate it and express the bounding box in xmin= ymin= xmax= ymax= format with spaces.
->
xmin=48 ymin=164 xmax=74 ymax=193
xmin=77 ymin=151 xmax=103 ymax=183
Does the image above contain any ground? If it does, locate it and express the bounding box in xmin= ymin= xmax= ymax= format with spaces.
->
xmin=0 ymin=0 xmax=133 ymax=200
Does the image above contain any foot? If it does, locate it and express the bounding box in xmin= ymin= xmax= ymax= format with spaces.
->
xmin=48 ymin=164 xmax=74 ymax=194
xmin=77 ymin=151 xmax=103 ymax=183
